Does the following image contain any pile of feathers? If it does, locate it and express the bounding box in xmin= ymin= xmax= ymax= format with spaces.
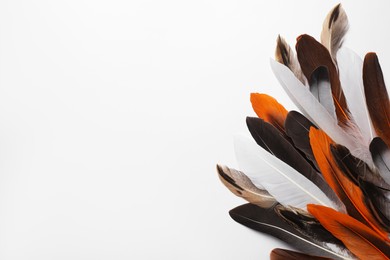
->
xmin=217 ymin=4 xmax=390 ymax=260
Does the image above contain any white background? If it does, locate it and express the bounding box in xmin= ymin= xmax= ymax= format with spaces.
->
xmin=0 ymin=1 xmax=389 ymax=259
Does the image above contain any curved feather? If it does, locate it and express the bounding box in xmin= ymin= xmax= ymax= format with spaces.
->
xmin=216 ymin=164 xmax=276 ymax=208
xmin=337 ymin=47 xmax=374 ymax=143
xmin=320 ymin=4 xmax=349 ymax=65
xmin=309 ymin=66 xmax=336 ymax=120
xmin=308 ymin=204 xmax=390 ymax=260
xmin=250 ymin=93 xmax=288 ymax=134
xmin=246 ymin=117 xmax=344 ymax=210
xmin=309 ymin=128 xmax=389 ymax=239
xmin=285 ymin=110 xmax=319 ymax=170
xmin=229 ymin=203 xmax=351 ymax=260
xmin=296 ymin=34 xmax=350 ymax=126
xmin=270 ymin=58 xmax=372 ymax=165
xmin=275 ymin=35 xmax=306 ymax=84
xmin=363 ymin=53 xmax=390 ymax=147
xmin=234 ymin=134 xmax=341 ymax=210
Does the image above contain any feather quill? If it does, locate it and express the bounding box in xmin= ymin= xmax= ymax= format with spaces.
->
xmin=229 ymin=203 xmax=350 ymax=259
xmin=234 ymin=134 xmax=342 ymax=210
xmin=320 ymin=4 xmax=349 ymax=65
xmin=308 ymin=204 xmax=390 ymax=260
xmin=216 ymin=164 xmax=276 ymax=208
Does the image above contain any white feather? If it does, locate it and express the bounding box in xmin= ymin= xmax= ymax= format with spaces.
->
xmin=270 ymin=58 xmax=372 ymax=165
xmin=337 ymin=47 xmax=375 ymax=143
xmin=234 ymin=134 xmax=342 ymax=211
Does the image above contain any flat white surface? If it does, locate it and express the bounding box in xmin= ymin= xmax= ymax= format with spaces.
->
xmin=0 ymin=1 xmax=389 ymax=259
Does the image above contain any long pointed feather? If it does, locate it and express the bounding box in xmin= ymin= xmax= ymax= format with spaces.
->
xmin=320 ymin=4 xmax=349 ymax=65
xmin=229 ymin=203 xmax=350 ymax=260
xmin=270 ymin=58 xmax=372 ymax=165
xmin=285 ymin=110 xmax=319 ymax=170
xmin=234 ymin=134 xmax=341 ymax=210
xmin=308 ymin=204 xmax=390 ymax=260
xmin=309 ymin=128 xmax=389 ymax=239
xmin=216 ymin=164 xmax=276 ymax=208
xmin=246 ymin=117 xmax=344 ymax=210
xmin=337 ymin=47 xmax=374 ymax=143
xmin=296 ymin=34 xmax=350 ymax=126
xmin=275 ymin=35 xmax=307 ymax=84
xmin=363 ymin=53 xmax=390 ymax=147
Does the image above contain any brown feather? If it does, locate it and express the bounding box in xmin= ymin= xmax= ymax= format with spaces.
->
xmin=296 ymin=34 xmax=350 ymax=126
xmin=363 ymin=53 xmax=390 ymax=147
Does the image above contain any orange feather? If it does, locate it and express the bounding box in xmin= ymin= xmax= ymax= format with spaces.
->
xmin=309 ymin=128 xmax=389 ymax=240
xmin=250 ymin=93 xmax=288 ymax=133
xmin=308 ymin=204 xmax=390 ymax=260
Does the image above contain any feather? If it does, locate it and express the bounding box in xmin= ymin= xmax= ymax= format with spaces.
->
xmin=331 ymin=144 xmax=390 ymax=231
xmin=370 ymin=137 xmax=390 ymax=185
xmin=246 ymin=117 xmax=344 ymax=209
xmin=285 ymin=110 xmax=319 ymax=170
xmin=337 ymin=47 xmax=374 ymax=143
xmin=275 ymin=35 xmax=307 ymax=84
xmin=320 ymin=4 xmax=349 ymax=65
xmin=296 ymin=34 xmax=350 ymax=126
xmin=331 ymin=144 xmax=390 ymax=189
xmin=274 ymin=205 xmax=346 ymax=248
xmin=270 ymin=58 xmax=372 ymax=165
xmin=308 ymin=66 xmax=336 ymax=120
xmin=216 ymin=164 xmax=276 ymax=208
xmin=234 ymin=134 xmax=342 ymax=211
xmin=308 ymin=204 xmax=390 ymax=260
xmin=250 ymin=93 xmax=288 ymax=134
xmin=359 ymin=179 xmax=390 ymax=232
xmin=309 ymin=128 xmax=389 ymax=239
xmin=229 ymin=203 xmax=351 ymax=260
xmin=271 ymin=248 xmax=334 ymax=260
xmin=363 ymin=52 xmax=390 ymax=147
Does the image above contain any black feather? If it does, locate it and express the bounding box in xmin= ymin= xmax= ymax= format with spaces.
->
xmin=229 ymin=203 xmax=348 ymax=260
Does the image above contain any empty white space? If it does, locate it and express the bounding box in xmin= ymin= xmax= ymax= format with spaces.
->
xmin=0 ymin=1 xmax=389 ymax=259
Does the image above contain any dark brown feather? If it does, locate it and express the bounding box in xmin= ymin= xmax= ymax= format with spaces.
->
xmin=229 ymin=203 xmax=348 ymax=259
xmin=296 ymin=34 xmax=350 ymax=126
xmin=363 ymin=53 xmax=390 ymax=147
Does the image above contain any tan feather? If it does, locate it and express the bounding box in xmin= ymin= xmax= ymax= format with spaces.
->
xmin=320 ymin=4 xmax=349 ymax=65
xmin=275 ymin=35 xmax=307 ymax=84
xmin=216 ymin=164 xmax=276 ymax=208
